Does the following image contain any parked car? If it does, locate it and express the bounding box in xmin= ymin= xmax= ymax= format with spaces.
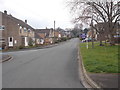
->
xmin=82 ymin=38 xmax=92 ymax=42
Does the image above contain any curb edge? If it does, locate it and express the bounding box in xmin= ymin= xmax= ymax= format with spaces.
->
xmin=0 ymin=55 xmax=12 ymax=63
xmin=78 ymin=43 xmax=102 ymax=89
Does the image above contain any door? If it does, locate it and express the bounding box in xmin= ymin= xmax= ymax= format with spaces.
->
xmin=25 ymin=37 xmax=28 ymax=46
xmin=8 ymin=37 xmax=13 ymax=47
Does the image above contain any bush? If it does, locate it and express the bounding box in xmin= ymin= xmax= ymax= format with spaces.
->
xmin=28 ymin=38 xmax=35 ymax=46
xmin=61 ymin=37 xmax=67 ymax=41
xmin=55 ymin=40 xmax=59 ymax=43
xmin=19 ymin=45 xmax=25 ymax=49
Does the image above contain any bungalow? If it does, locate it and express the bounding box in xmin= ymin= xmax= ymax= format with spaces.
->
xmin=0 ymin=10 xmax=35 ymax=49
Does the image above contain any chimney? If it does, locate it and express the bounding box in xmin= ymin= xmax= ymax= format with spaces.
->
xmin=25 ymin=20 xmax=27 ymax=23
xmin=4 ymin=10 xmax=7 ymax=15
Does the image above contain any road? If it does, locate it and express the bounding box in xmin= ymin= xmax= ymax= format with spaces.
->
xmin=2 ymin=38 xmax=84 ymax=88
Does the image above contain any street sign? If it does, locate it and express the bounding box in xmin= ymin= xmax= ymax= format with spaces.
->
xmin=81 ymin=33 xmax=86 ymax=39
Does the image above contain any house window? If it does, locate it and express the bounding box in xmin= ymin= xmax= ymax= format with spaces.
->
xmin=0 ymin=38 xmax=5 ymax=43
xmin=28 ymin=29 xmax=31 ymax=33
xmin=10 ymin=37 xmax=12 ymax=42
xmin=24 ymin=27 xmax=27 ymax=32
xmin=19 ymin=26 xmax=22 ymax=33
xmin=0 ymin=25 xmax=5 ymax=30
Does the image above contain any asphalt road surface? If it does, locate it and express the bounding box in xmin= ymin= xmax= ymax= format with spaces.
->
xmin=2 ymin=38 xmax=84 ymax=88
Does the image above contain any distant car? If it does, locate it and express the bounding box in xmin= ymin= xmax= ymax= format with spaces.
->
xmin=82 ymin=38 xmax=91 ymax=42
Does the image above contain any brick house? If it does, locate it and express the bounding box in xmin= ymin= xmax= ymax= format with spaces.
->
xmin=35 ymin=29 xmax=54 ymax=44
xmin=54 ymin=31 xmax=62 ymax=40
xmin=95 ymin=22 xmax=120 ymax=42
xmin=0 ymin=11 xmax=35 ymax=49
xmin=87 ymin=30 xmax=97 ymax=40
xmin=35 ymin=32 xmax=45 ymax=45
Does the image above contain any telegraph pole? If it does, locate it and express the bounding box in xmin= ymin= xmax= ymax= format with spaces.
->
xmin=54 ymin=20 xmax=55 ymax=43
xmin=54 ymin=21 xmax=55 ymax=31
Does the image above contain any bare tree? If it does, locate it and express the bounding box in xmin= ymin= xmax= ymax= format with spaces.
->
xmin=68 ymin=0 xmax=120 ymax=45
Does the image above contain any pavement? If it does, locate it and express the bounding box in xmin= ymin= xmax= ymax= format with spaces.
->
xmin=88 ymin=73 xmax=119 ymax=88
xmin=78 ymin=40 xmax=119 ymax=89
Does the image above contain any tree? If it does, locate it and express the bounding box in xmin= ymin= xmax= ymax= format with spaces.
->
xmin=72 ymin=24 xmax=83 ymax=37
xmin=68 ymin=0 xmax=120 ymax=45
xmin=83 ymin=28 xmax=89 ymax=34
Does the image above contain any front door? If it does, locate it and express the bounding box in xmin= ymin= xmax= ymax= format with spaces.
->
xmin=25 ymin=37 xmax=28 ymax=46
xmin=8 ymin=37 xmax=13 ymax=47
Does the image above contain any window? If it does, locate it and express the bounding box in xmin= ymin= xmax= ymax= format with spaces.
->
xmin=24 ymin=27 xmax=27 ymax=32
xmin=10 ymin=37 xmax=12 ymax=42
xmin=0 ymin=25 xmax=5 ymax=30
xmin=28 ymin=29 xmax=31 ymax=33
xmin=0 ymin=38 xmax=5 ymax=43
xmin=19 ymin=26 xmax=22 ymax=33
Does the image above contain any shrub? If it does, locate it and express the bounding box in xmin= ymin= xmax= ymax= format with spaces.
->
xmin=61 ymin=37 xmax=67 ymax=41
xmin=55 ymin=40 xmax=59 ymax=43
xmin=28 ymin=38 xmax=35 ymax=46
xmin=19 ymin=45 xmax=25 ymax=49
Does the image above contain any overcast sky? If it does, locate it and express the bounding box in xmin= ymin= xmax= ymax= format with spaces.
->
xmin=0 ymin=0 xmax=74 ymax=29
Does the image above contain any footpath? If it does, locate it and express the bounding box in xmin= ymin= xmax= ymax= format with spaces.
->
xmin=88 ymin=73 xmax=119 ymax=88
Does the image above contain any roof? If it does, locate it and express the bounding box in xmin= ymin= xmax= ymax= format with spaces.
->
xmin=95 ymin=22 xmax=120 ymax=29
xmin=35 ymin=29 xmax=53 ymax=38
xmin=35 ymin=29 xmax=53 ymax=33
xmin=2 ymin=12 xmax=34 ymax=30
xmin=35 ymin=32 xmax=43 ymax=39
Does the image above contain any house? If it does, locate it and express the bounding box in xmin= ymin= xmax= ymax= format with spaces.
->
xmin=54 ymin=31 xmax=62 ymax=40
xmin=65 ymin=30 xmax=73 ymax=38
xmin=0 ymin=10 xmax=35 ymax=49
xmin=95 ymin=22 xmax=120 ymax=42
xmin=35 ymin=32 xmax=45 ymax=45
xmin=35 ymin=28 xmax=54 ymax=44
xmin=56 ymin=28 xmax=67 ymax=38
xmin=87 ymin=30 xmax=97 ymax=40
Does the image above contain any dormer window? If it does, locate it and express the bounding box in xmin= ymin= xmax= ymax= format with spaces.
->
xmin=0 ymin=25 xmax=5 ymax=30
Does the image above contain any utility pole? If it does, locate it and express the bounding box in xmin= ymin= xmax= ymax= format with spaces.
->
xmin=54 ymin=20 xmax=55 ymax=43
xmin=54 ymin=21 xmax=55 ymax=31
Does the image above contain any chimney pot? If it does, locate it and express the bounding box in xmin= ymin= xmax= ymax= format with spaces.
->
xmin=25 ymin=20 xmax=27 ymax=23
xmin=4 ymin=10 xmax=7 ymax=14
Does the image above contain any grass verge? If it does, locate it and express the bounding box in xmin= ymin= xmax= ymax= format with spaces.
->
xmin=80 ymin=42 xmax=119 ymax=73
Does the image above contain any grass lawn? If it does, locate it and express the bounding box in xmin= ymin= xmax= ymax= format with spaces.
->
xmin=80 ymin=42 xmax=119 ymax=73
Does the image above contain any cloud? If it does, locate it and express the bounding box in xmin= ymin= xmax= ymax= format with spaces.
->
xmin=0 ymin=0 xmax=74 ymax=29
